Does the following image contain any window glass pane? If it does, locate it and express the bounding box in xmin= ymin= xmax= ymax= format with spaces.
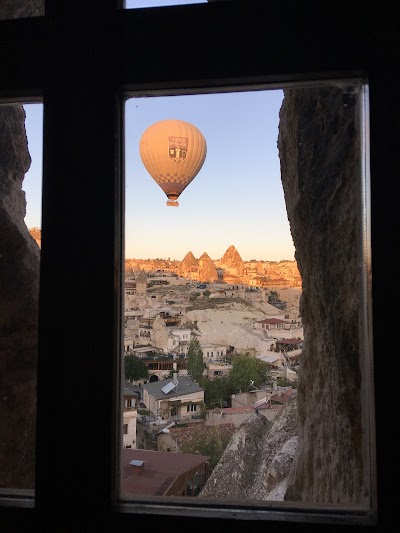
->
xmin=121 ymin=82 xmax=375 ymax=521
xmin=0 ymin=102 xmax=42 ymax=494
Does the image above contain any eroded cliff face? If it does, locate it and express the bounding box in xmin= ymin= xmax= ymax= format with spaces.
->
xmin=280 ymin=86 xmax=365 ymax=503
xmin=198 ymin=252 xmax=219 ymax=282
xmin=0 ymin=0 xmax=44 ymax=491
xmin=0 ymin=0 xmax=42 ymax=19
xmin=215 ymin=244 xmax=244 ymax=276
xmin=200 ymin=395 xmax=298 ymax=501
xmin=126 ymin=250 xmax=301 ymax=287
xmin=0 ymin=105 xmax=40 ymax=488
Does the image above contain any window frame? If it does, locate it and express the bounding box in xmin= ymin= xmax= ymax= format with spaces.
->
xmin=0 ymin=0 xmax=394 ymax=530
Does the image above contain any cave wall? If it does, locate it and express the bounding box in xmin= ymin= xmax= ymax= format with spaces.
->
xmin=0 ymin=104 xmax=40 ymax=489
xmin=279 ymin=86 xmax=366 ymax=504
xmin=0 ymin=0 xmax=44 ymax=491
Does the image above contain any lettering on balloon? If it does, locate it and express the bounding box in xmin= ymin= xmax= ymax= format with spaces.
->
xmin=168 ymin=136 xmax=188 ymax=163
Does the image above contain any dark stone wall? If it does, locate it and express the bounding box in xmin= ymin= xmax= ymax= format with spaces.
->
xmin=0 ymin=0 xmax=43 ymax=20
xmin=279 ymin=86 xmax=365 ymax=504
xmin=0 ymin=0 xmax=44 ymax=491
xmin=0 ymin=104 xmax=40 ymax=489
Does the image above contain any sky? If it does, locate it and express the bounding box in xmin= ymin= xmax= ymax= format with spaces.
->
xmin=22 ymin=1 xmax=296 ymax=264
xmin=125 ymin=0 xmax=208 ymax=7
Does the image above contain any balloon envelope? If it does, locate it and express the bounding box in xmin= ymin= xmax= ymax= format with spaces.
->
xmin=139 ymin=119 xmax=207 ymax=206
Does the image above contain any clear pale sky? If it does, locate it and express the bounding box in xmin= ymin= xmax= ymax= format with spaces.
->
xmin=22 ymin=1 xmax=296 ymax=263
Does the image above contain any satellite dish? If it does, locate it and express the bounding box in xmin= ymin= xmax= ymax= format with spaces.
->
xmin=139 ymin=119 xmax=207 ymax=206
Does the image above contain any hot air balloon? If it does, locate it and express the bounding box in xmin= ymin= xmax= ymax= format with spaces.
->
xmin=139 ymin=119 xmax=207 ymax=206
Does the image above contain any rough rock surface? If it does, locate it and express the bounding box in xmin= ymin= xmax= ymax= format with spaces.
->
xmin=200 ymin=393 xmax=298 ymax=500
xmin=179 ymin=250 xmax=198 ymax=277
xmin=0 ymin=0 xmax=43 ymax=20
xmin=0 ymin=0 xmax=43 ymax=492
xmin=0 ymin=104 xmax=39 ymax=488
xmin=279 ymin=86 xmax=366 ymax=504
xmin=215 ymin=244 xmax=244 ymax=276
xmin=197 ymin=252 xmax=218 ymax=282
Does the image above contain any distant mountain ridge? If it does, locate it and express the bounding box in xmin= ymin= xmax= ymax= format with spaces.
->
xmin=126 ymin=244 xmax=301 ymax=288
xmin=28 ymin=229 xmax=299 ymax=287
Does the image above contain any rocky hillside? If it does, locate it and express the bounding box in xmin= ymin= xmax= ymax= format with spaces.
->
xmin=200 ymin=393 xmax=298 ymax=501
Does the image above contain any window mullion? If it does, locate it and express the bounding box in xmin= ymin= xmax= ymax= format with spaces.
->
xmin=35 ymin=6 xmax=122 ymax=516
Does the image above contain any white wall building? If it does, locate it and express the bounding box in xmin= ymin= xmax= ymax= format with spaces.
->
xmin=201 ymin=343 xmax=227 ymax=362
xmin=124 ymin=336 xmax=134 ymax=354
xmin=142 ymin=375 xmax=204 ymax=421
xmin=122 ymin=382 xmax=140 ymax=449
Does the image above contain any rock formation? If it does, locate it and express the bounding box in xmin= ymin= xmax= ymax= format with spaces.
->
xmin=119 ymin=241 xmax=302 ymax=287
xmin=279 ymin=86 xmax=366 ymax=504
xmin=215 ymin=244 xmax=244 ymax=282
xmin=0 ymin=0 xmax=44 ymax=493
xmin=200 ymin=393 xmax=298 ymax=500
xmin=0 ymin=104 xmax=39 ymax=489
xmin=197 ymin=252 xmax=218 ymax=283
xmin=179 ymin=250 xmax=198 ymax=277
xmin=0 ymin=0 xmax=42 ymax=19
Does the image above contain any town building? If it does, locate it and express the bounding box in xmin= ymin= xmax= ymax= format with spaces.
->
xmin=141 ymin=375 xmax=204 ymax=422
xmin=121 ymin=448 xmax=209 ymax=497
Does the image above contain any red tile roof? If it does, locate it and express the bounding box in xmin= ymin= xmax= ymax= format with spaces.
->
xmin=121 ymin=448 xmax=209 ymax=497
xmin=276 ymin=338 xmax=303 ymax=344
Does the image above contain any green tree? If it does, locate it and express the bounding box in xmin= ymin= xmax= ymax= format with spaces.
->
xmin=124 ymin=354 xmax=149 ymax=382
xmin=186 ymin=337 xmax=205 ymax=383
xmin=268 ymin=290 xmax=279 ymax=303
xmin=203 ymin=289 xmax=211 ymax=298
xmin=227 ymin=354 xmax=271 ymax=393
xmin=179 ymin=426 xmax=233 ymax=472
xmin=202 ymin=376 xmax=234 ymax=409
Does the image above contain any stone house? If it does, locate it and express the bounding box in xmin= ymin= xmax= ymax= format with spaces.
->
xmin=141 ymin=375 xmax=204 ymax=421
xmin=122 ymin=382 xmax=140 ymax=450
xmin=205 ymin=406 xmax=254 ymax=428
xmin=167 ymin=327 xmax=191 ymax=355
xmin=204 ymin=362 xmax=232 ymax=381
xmin=201 ymin=343 xmax=227 ymax=362
xmin=253 ymin=318 xmax=287 ymax=331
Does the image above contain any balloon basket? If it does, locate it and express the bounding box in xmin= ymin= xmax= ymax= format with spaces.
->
xmin=166 ymin=200 xmax=179 ymax=207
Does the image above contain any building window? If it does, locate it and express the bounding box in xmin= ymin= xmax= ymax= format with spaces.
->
xmin=124 ymin=398 xmax=133 ymax=408
xmin=123 ymin=424 xmax=128 ymax=435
